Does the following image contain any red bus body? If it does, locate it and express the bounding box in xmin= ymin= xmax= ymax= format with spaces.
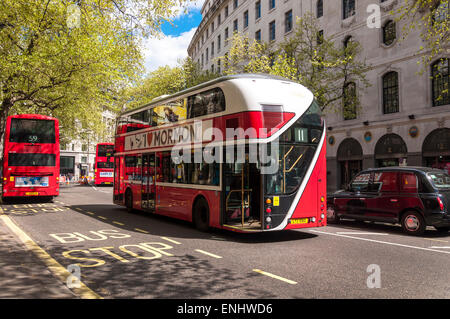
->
xmin=2 ymin=114 xmax=60 ymax=199
xmin=94 ymin=143 xmax=114 ymax=186
xmin=113 ymin=75 xmax=327 ymax=232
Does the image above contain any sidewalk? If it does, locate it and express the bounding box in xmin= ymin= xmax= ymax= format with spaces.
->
xmin=0 ymin=216 xmax=76 ymax=298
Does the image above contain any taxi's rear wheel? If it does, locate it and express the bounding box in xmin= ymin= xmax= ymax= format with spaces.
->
xmin=327 ymin=203 xmax=340 ymax=224
xmin=401 ymin=211 xmax=425 ymax=236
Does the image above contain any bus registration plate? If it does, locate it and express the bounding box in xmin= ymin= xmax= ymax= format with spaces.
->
xmin=290 ymin=218 xmax=309 ymax=225
xmin=25 ymin=192 xmax=39 ymax=196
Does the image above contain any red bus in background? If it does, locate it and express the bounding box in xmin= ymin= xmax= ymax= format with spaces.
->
xmin=94 ymin=143 xmax=114 ymax=186
xmin=2 ymin=114 xmax=60 ymax=201
xmin=114 ymin=74 xmax=327 ymax=233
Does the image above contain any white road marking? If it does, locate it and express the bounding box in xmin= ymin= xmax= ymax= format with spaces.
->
xmin=253 ymin=269 xmax=297 ymax=285
xmin=336 ymin=232 xmax=389 ymax=236
xmin=160 ymin=237 xmax=181 ymax=245
xmin=195 ymin=249 xmax=222 ymax=259
xmin=309 ymin=229 xmax=450 ymax=255
xmin=429 ymin=246 xmax=450 ymax=249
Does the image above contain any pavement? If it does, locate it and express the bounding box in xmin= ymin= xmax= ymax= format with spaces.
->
xmin=0 ymin=213 xmax=75 ymax=298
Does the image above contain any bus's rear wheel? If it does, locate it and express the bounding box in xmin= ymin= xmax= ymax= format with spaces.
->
xmin=193 ymin=197 xmax=210 ymax=232
xmin=125 ymin=189 xmax=134 ymax=213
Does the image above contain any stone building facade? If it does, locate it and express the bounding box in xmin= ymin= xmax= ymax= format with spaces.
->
xmin=188 ymin=0 xmax=450 ymax=192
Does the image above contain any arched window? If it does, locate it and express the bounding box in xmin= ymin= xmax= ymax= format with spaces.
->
xmin=382 ymin=20 xmax=396 ymax=46
xmin=343 ymin=0 xmax=355 ymax=19
xmin=382 ymin=71 xmax=399 ymax=114
xmin=317 ymin=0 xmax=323 ymax=18
xmin=431 ymin=58 xmax=449 ymax=106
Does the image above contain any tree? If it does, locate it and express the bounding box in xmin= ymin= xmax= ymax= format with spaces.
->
xmin=123 ymin=57 xmax=220 ymax=110
xmin=395 ymin=0 xmax=449 ymax=66
xmin=0 ymin=0 xmax=195 ymax=144
xmin=217 ymin=13 xmax=370 ymax=115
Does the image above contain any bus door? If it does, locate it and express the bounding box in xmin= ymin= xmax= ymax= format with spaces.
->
xmin=114 ymin=156 xmax=122 ymax=201
xmin=223 ymin=150 xmax=262 ymax=230
xmin=141 ymin=153 xmax=156 ymax=211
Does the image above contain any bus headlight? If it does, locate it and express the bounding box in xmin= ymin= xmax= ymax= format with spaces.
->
xmin=311 ymin=217 xmax=316 ymax=223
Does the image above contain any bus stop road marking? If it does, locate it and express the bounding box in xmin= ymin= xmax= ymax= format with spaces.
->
xmin=134 ymin=228 xmax=149 ymax=234
xmin=194 ymin=249 xmax=222 ymax=259
xmin=0 ymin=214 xmax=101 ymax=299
xmin=253 ymin=269 xmax=297 ymax=285
xmin=160 ymin=237 xmax=181 ymax=245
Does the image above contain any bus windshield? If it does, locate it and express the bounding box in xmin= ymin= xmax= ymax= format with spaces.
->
xmin=9 ymin=118 xmax=55 ymax=144
xmin=264 ymin=100 xmax=324 ymax=195
xmin=97 ymin=145 xmax=114 ymax=157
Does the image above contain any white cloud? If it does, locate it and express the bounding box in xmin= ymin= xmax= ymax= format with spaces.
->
xmin=142 ymin=27 xmax=197 ymax=73
xmin=173 ymin=0 xmax=205 ymax=18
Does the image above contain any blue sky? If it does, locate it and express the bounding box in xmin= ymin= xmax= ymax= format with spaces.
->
xmin=142 ymin=1 xmax=204 ymax=74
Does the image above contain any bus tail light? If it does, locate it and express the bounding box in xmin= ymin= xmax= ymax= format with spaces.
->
xmin=437 ymin=197 xmax=444 ymax=211
xmin=266 ymin=207 xmax=272 ymax=213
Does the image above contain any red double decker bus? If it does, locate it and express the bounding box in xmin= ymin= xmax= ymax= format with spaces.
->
xmin=2 ymin=114 xmax=60 ymax=201
xmin=114 ymin=74 xmax=327 ymax=232
xmin=94 ymin=143 xmax=114 ymax=186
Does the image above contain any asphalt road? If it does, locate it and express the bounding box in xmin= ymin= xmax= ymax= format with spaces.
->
xmin=1 ymin=185 xmax=449 ymax=299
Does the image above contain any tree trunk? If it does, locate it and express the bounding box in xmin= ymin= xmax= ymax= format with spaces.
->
xmin=0 ymin=99 xmax=12 ymax=159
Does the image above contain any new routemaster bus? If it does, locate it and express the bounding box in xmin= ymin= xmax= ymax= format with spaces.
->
xmin=94 ymin=143 xmax=114 ymax=186
xmin=2 ymin=114 xmax=60 ymax=201
xmin=113 ymin=74 xmax=327 ymax=232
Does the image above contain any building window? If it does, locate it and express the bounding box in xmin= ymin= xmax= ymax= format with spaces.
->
xmin=285 ymin=10 xmax=293 ymax=33
xmin=255 ymin=29 xmax=261 ymax=42
xmin=317 ymin=30 xmax=324 ymax=45
xmin=317 ymin=0 xmax=323 ymax=18
xmin=343 ymin=82 xmax=357 ymax=120
xmin=382 ymin=20 xmax=396 ymax=46
xmin=234 ymin=0 xmax=238 ymax=10
xmin=218 ymin=34 xmax=221 ymax=51
xmin=225 ymin=5 xmax=229 ymax=17
xmin=269 ymin=0 xmax=275 ymax=10
xmin=343 ymin=0 xmax=355 ymax=19
xmin=218 ymin=13 xmax=221 ymax=25
xmin=225 ymin=27 xmax=229 ymax=44
xmin=255 ymin=1 xmax=261 ymax=20
xmin=233 ymin=19 xmax=238 ymax=32
xmin=206 ymin=48 xmax=209 ymax=62
xmin=432 ymin=58 xmax=450 ymax=107
xmin=211 ymin=42 xmax=214 ymax=57
xmin=269 ymin=20 xmax=276 ymax=41
xmin=244 ymin=10 xmax=249 ymax=29
xmin=382 ymin=71 xmax=399 ymax=114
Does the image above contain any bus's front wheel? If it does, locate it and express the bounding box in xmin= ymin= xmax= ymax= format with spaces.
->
xmin=193 ymin=197 xmax=210 ymax=232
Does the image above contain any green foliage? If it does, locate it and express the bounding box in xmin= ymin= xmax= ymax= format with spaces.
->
xmin=395 ymin=0 xmax=449 ymax=66
xmin=217 ymin=13 xmax=370 ymax=115
xmin=0 ymin=0 xmax=194 ymax=143
xmin=123 ymin=57 xmax=220 ymax=110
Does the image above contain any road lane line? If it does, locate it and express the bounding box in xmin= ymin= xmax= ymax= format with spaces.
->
xmin=253 ymin=269 xmax=297 ymax=285
xmin=336 ymin=232 xmax=389 ymax=236
xmin=97 ymin=216 xmax=107 ymax=220
xmin=0 ymin=213 xmax=101 ymax=299
xmin=160 ymin=237 xmax=181 ymax=245
xmin=195 ymin=249 xmax=222 ymax=259
xmin=309 ymin=229 xmax=450 ymax=255
xmin=134 ymin=228 xmax=149 ymax=234
xmin=86 ymin=212 xmax=95 ymax=215
xmin=423 ymin=238 xmax=449 ymax=243
xmin=429 ymin=246 xmax=450 ymax=249
xmin=113 ymin=221 xmax=125 ymax=226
